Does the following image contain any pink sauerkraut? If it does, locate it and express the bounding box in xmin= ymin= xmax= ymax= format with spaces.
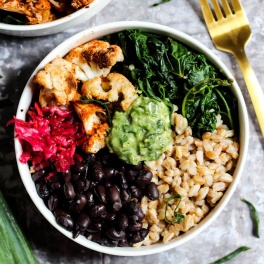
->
xmin=7 ymin=103 xmax=86 ymax=173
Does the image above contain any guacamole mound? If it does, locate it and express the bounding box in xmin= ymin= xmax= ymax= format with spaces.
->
xmin=106 ymin=96 xmax=172 ymax=165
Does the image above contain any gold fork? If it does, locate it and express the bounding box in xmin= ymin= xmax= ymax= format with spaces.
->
xmin=200 ymin=0 xmax=264 ymax=136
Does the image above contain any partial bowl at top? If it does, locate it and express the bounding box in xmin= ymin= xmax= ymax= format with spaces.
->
xmin=0 ymin=0 xmax=110 ymax=37
xmin=14 ymin=21 xmax=249 ymax=256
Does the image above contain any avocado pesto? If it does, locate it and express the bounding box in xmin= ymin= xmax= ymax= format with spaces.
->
xmin=106 ymin=96 xmax=172 ymax=164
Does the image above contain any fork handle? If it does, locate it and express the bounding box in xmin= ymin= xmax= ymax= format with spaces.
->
xmin=234 ymin=49 xmax=264 ymax=136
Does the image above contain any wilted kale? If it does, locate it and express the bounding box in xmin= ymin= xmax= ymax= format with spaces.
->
xmin=0 ymin=10 xmax=27 ymax=25
xmin=104 ymin=30 xmax=238 ymax=137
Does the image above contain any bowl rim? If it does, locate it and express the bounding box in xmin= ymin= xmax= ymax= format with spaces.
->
xmin=0 ymin=0 xmax=109 ymax=32
xmin=14 ymin=21 xmax=249 ymax=256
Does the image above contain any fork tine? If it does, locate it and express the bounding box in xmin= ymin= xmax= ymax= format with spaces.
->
xmin=199 ymin=0 xmax=215 ymax=24
xmin=231 ymin=0 xmax=242 ymax=13
xmin=221 ymin=0 xmax=232 ymax=16
xmin=212 ymin=0 xmax=224 ymax=20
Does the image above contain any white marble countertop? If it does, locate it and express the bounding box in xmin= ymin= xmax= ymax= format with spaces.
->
xmin=0 ymin=0 xmax=263 ymax=263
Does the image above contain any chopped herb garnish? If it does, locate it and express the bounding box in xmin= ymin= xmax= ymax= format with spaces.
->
xmin=210 ymin=246 xmax=250 ymax=264
xmin=80 ymin=96 xmax=112 ymax=125
xmin=242 ymin=198 xmax=260 ymax=238
xmin=151 ymin=0 xmax=171 ymax=7
xmin=165 ymin=193 xmax=184 ymax=223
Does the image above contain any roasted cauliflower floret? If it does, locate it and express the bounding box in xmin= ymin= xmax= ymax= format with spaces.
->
xmin=0 ymin=0 xmax=55 ymax=24
xmin=64 ymin=40 xmax=124 ymax=81
xmin=73 ymin=100 xmax=109 ymax=153
xmin=71 ymin=0 xmax=94 ymax=9
xmin=81 ymin=73 xmax=138 ymax=111
xmin=35 ymin=58 xmax=80 ymax=107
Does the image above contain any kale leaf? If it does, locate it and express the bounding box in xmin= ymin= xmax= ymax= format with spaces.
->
xmin=0 ymin=10 xmax=27 ymax=25
xmin=104 ymin=30 xmax=238 ymax=137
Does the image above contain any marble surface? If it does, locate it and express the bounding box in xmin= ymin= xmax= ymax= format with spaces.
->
xmin=0 ymin=0 xmax=264 ymax=263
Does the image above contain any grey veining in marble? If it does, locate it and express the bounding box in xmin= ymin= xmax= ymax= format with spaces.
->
xmin=0 ymin=0 xmax=264 ymax=263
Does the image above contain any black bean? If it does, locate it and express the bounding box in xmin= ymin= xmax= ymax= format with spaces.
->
xmin=140 ymin=228 xmax=149 ymax=239
xmin=106 ymin=227 xmax=125 ymax=240
xmin=103 ymin=238 xmax=118 ymax=247
xmin=129 ymin=161 xmax=143 ymax=171
xmin=108 ymin=185 xmax=122 ymax=212
xmin=112 ymin=202 xmax=122 ymax=212
xmin=86 ymin=230 xmax=102 ymax=243
xmin=47 ymin=195 xmax=59 ymax=211
xmin=117 ymin=172 xmax=128 ymax=189
xmin=135 ymin=170 xmax=153 ymax=187
xmin=89 ymin=204 xmax=106 ymax=218
xmin=85 ymin=191 xmax=95 ymax=208
xmin=103 ymin=166 xmax=115 ymax=180
xmin=100 ymin=152 xmax=111 ymax=165
xmin=108 ymin=185 xmax=121 ymax=204
xmin=53 ymin=209 xmax=70 ymax=218
xmin=104 ymin=180 xmax=112 ymax=188
xmin=120 ymin=189 xmax=131 ymax=206
xmin=56 ymin=215 xmax=74 ymax=231
xmin=76 ymin=213 xmax=90 ymax=230
xmin=47 ymin=173 xmax=60 ymax=183
xmin=81 ymin=165 xmax=89 ymax=180
xmin=118 ymin=238 xmax=129 ymax=247
xmin=63 ymin=170 xmax=71 ymax=182
xmin=146 ymin=182 xmax=159 ymax=201
xmin=90 ymin=162 xmax=104 ymax=182
xmin=87 ymin=221 xmax=102 ymax=233
xmin=86 ymin=154 xmax=97 ymax=163
xmin=94 ymin=185 xmax=107 ymax=204
xmin=73 ymin=160 xmax=86 ymax=173
xmin=127 ymin=231 xmax=143 ymax=244
xmin=32 ymin=169 xmax=46 ymax=182
xmin=116 ymin=214 xmax=128 ymax=231
xmin=50 ymin=182 xmax=61 ymax=191
xmin=128 ymin=222 xmax=142 ymax=232
xmin=117 ymin=164 xmax=126 ymax=173
xmin=129 ymin=214 xmax=140 ymax=225
xmin=71 ymin=173 xmax=80 ymax=182
xmin=126 ymin=170 xmax=139 ymax=182
xmin=101 ymin=212 xmax=116 ymax=222
xmin=83 ymin=179 xmax=91 ymax=191
xmin=63 ymin=182 xmax=76 ymax=200
xmin=73 ymin=179 xmax=85 ymax=193
xmin=130 ymin=185 xmax=143 ymax=199
xmin=70 ymin=194 xmax=87 ymax=212
xmin=126 ymin=201 xmax=144 ymax=220
xmin=73 ymin=230 xmax=80 ymax=239
xmin=36 ymin=181 xmax=50 ymax=199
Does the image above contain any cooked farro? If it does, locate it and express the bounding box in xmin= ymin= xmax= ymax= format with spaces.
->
xmin=134 ymin=112 xmax=239 ymax=247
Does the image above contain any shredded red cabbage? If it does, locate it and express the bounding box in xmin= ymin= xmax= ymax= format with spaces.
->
xmin=7 ymin=103 xmax=86 ymax=173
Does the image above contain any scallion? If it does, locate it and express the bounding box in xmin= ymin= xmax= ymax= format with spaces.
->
xmin=164 ymin=193 xmax=184 ymax=223
xmin=210 ymin=246 xmax=250 ymax=264
xmin=242 ymin=198 xmax=260 ymax=238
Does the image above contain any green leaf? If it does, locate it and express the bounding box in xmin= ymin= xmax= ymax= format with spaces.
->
xmin=182 ymin=78 xmax=234 ymax=137
xmin=0 ymin=10 xmax=27 ymax=25
xmin=104 ymin=30 xmax=238 ymax=137
xmin=151 ymin=0 xmax=171 ymax=7
xmin=242 ymin=198 xmax=260 ymax=238
xmin=210 ymin=246 xmax=250 ymax=264
xmin=165 ymin=193 xmax=185 ymax=223
xmin=0 ymin=190 xmax=38 ymax=264
xmin=80 ymin=96 xmax=112 ymax=125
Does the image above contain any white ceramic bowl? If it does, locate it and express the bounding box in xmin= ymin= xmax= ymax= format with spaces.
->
xmin=0 ymin=0 xmax=110 ymax=37
xmin=15 ymin=21 xmax=249 ymax=256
